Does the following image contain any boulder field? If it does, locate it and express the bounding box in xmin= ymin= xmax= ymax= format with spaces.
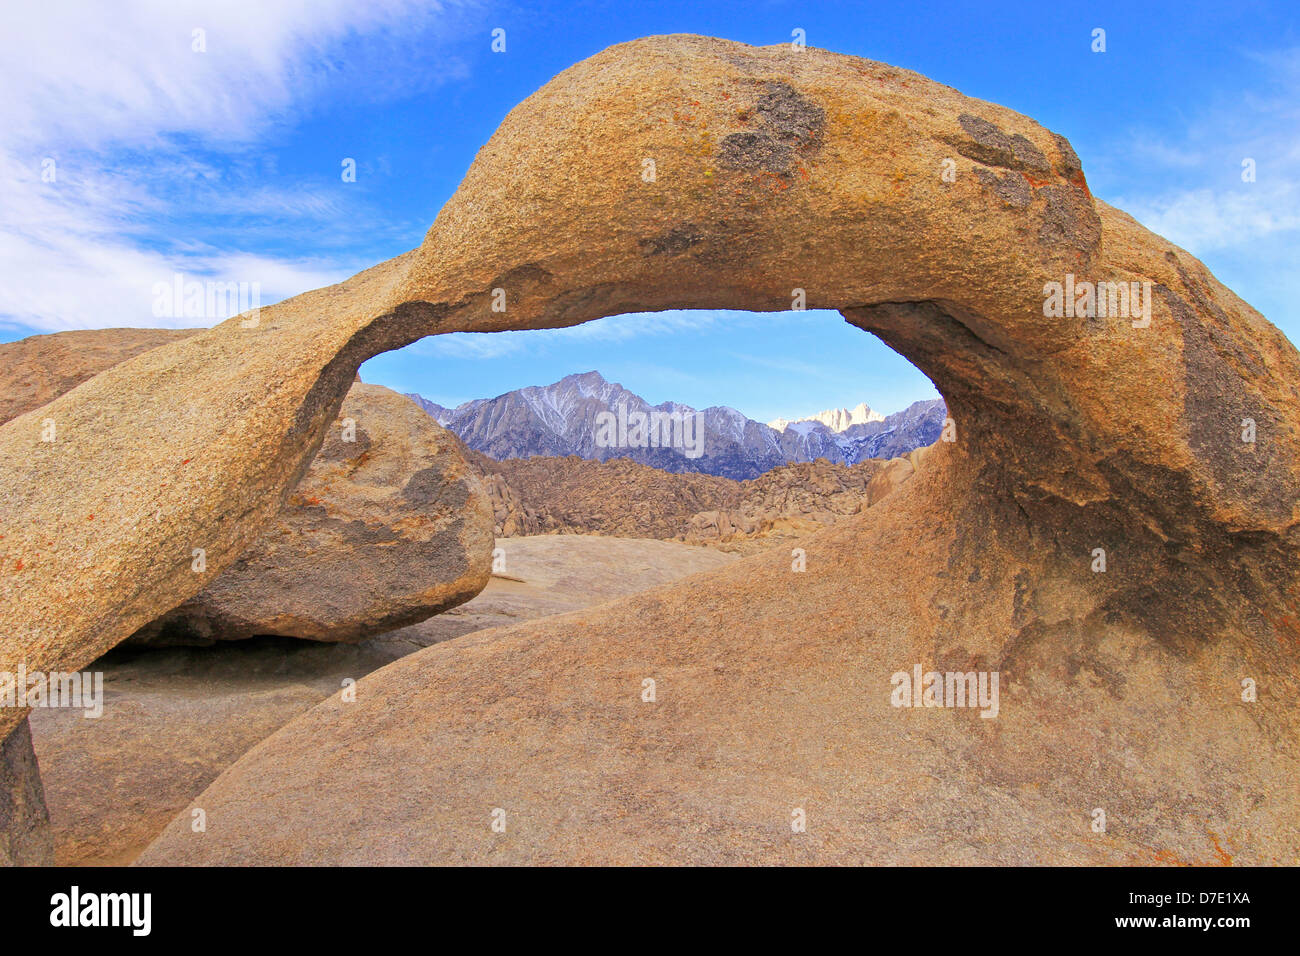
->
xmin=2 ymin=35 xmax=1297 ymax=864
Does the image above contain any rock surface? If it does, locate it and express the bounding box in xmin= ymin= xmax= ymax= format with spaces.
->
xmin=0 ymin=330 xmax=493 ymax=646
xmin=3 ymin=36 xmax=1298 ymax=864
xmin=0 ymin=719 xmax=52 ymax=866
xmin=0 ymin=328 xmax=197 ymax=862
xmin=144 ymin=459 xmax=1300 ymax=866
xmin=343 ymin=534 xmax=741 ymax=649
xmin=864 ymin=444 xmax=933 ymax=506
xmin=31 ymin=536 xmax=736 ymax=864
xmin=130 ymin=382 xmax=493 ymax=644
xmin=0 ymin=328 xmax=199 ymax=426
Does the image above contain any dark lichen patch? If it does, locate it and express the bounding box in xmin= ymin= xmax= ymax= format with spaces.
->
xmin=638 ymin=223 xmax=705 ymax=255
xmin=318 ymin=426 xmax=372 ymax=461
xmin=1173 ymin=264 xmax=1268 ymax=381
xmin=955 ymin=113 xmax=1050 ymax=173
xmin=755 ymin=81 xmax=825 ymax=145
xmin=974 ymin=167 xmax=1031 ymax=207
xmin=1098 ymin=560 xmax=1234 ymax=658
xmin=958 ymin=113 xmax=1004 ymax=144
xmin=401 ymin=463 xmax=468 ymax=510
xmin=340 ymin=518 xmax=401 ymax=546
xmin=1051 ymin=132 xmax=1082 ymax=177
xmin=1159 ymin=282 xmax=1300 ymax=522
xmin=1009 ymin=133 xmax=1050 ymax=172
xmin=723 ymin=52 xmax=769 ymax=74
xmin=1038 ymin=183 xmax=1100 ymax=254
xmin=956 ymin=113 xmax=1016 ymax=167
xmin=717 ymin=131 xmax=795 ymax=173
xmin=490 ymin=262 xmax=555 ymax=296
xmin=716 ymin=81 xmax=824 ymax=176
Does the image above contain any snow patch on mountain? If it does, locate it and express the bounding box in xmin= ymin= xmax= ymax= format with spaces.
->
xmin=405 ymin=372 xmax=945 ymax=480
xmin=769 ymin=401 xmax=886 ymax=433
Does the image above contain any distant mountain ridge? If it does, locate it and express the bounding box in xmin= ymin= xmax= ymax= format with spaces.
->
xmin=405 ymin=371 xmax=945 ymax=480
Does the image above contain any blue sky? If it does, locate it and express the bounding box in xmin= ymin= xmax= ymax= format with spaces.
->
xmin=1 ymin=1 xmax=1296 ymax=421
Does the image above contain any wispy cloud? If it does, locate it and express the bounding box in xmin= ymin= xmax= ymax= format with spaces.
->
xmin=726 ymin=350 xmax=828 ymax=378
xmin=407 ymin=331 xmax=530 ymax=359
xmin=1118 ymin=184 xmax=1300 ymax=252
xmin=551 ymin=310 xmax=729 ymax=341
xmin=0 ymin=0 xmax=471 ymax=333
xmin=1106 ymin=46 xmax=1300 ymax=263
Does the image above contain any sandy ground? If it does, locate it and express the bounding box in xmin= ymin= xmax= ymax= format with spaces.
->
xmin=29 ymin=536 xmax=737 ymax=865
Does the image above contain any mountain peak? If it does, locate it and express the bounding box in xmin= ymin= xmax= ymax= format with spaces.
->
xmin=403 ymin=374 xmax=945 ymax=479
xmin=561 ymin=370 xmax=607 ymax=385
xmin=553 ymin=370 xmax=618 ymax=401
xmin=768 ymin=402 xmax=886 ymax=433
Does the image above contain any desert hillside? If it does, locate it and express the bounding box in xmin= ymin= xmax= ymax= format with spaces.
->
xmin=467 ymin=447 xmax=904 ymax=548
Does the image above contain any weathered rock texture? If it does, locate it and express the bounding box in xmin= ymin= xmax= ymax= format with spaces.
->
xmin=0 ymin=328 xmax=200 ymax=427
xmin=0 ymin=330 xmax=493 ymax=646
xmin=32 ymin=535 xmax=736 ymax=864
xmin=0 ymin=719 xmax=53 ymax=866
xmin=683 ymin=457 xmax=884 ymax=545
xmin=2 ymin=36 xmax=1298 ymax=864
xmin=129 ymin=382 xmax=494 ymax=644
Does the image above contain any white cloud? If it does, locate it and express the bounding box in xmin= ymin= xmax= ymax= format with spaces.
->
xmin=408 ymin=331 xmax=529 ymax=359
xmin=1100 ymin=48 xmax=1300 ymax=247
xmin=1098 ymin=46 xmax=1299 ymax=330
xmin=0 ymin=0 xmax=468 ymax=333
xmin=0 ymin=1 xmax=455 ymax=147
xmin=1119 ymin=183 xmax=1300 ymax=252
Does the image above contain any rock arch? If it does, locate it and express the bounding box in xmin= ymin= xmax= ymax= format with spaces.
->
xmin=3 ymin=36 xmax=1298 ymax=862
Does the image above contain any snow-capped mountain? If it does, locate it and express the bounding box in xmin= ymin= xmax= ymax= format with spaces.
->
xmin=405 ymin=371 xmax=945 ymax=480
xmin=768 ymin=401 xmax=885 ymax=433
